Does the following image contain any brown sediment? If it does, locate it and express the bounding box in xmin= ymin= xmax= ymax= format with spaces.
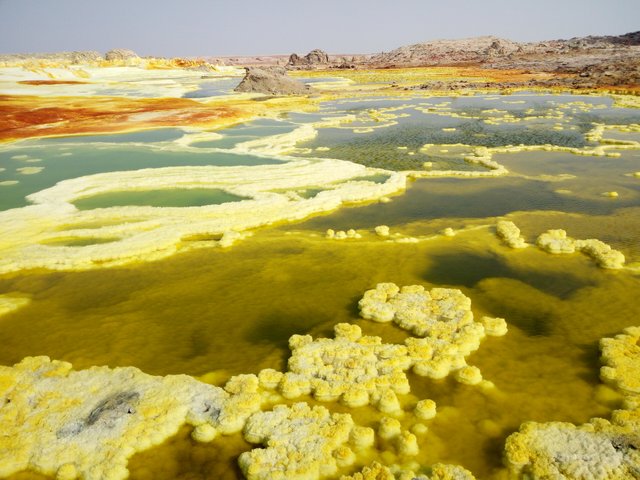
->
xmin=0 ymin=94 xmax=316 ymax=143
xmin=17 ymin=80 xmax=89 ymax=86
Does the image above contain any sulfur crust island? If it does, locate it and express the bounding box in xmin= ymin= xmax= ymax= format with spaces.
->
xmin=504 ymin=326 xmax=640 ymax=478
xmin=0 ymin=356 xmax=264 ymax=480
xmin=0 ymin=157 xmax=406 ymax=274
xmin=0 ymin=282 xmax=505 ymax=480
xmin=495 ymin=220 xmax=627 ymax=270
xmin=0 ymin=283 xmax=506 ymax=480
xmin=3 ymin=288 xmax=640 ymax=479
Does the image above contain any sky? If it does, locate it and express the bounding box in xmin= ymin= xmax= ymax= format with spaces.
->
xmin=0 ymin=0 xmax=638 ymax=57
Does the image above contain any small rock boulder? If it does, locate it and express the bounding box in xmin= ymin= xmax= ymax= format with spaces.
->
xmin=70 ymin=51 xmax=102 ymax=64
xmin=105 ymin=49 xmax=139 ymax=61
xmin=234 ymin=66 xmax=309 ymax=95
xmin=305 ymin=49 xmax=329 ymax=64
xmin=288 ymin=49 xmax=330 ymax=66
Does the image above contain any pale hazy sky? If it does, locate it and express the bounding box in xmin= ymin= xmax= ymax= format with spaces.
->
xmin=0 ymin=0 xmax=638 ymax=57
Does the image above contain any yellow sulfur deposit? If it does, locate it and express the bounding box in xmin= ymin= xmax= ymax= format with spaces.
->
xmin=495 ymin=220 xmax=528 ymax=248
xmin=536 ymin=229 xmax=626 ymax=268
xmin=375 ymin=225 xmax=391 ymax=237
xmin=504 ymin=327 xmax=640 ymax=479
xmin=536 ymin=229 xmax=577 ymax=254
xmin=359 ymin=283 xmax=473 ymax=336
xmin=0 ymin=356 xmax=263 ymax=480
xmin=481 ymin=316 xmax=508 ymax=337
xmin=359 ymin=283 xmax=506 ymax=381
xmin=0 ymin=160 xmax=407 ymax=273
xmin=504 ymin=416 xmax=640 ymax=479
xmin=0 ymin=293 xmax=31 ymax=317
xmin=575 ymin=239 xmax=626 ymax=269
xmin=414 ymin=399 xmax=437 ymax=420
xmin=239 ymin=402 xmax=364 ymax=480
xmin=341 ymin=461 xmax=476 ymax=480
xmin=326 ymin=228 xmax=363 ymax=240
xmin=600 ymin=326 xmax=640 ymax=394
xmin=358 ymin=283 xmax=473 ymax=334
xmin=505 ymin=421 xmax=638 ymax=480
xmin=284 ymin=323 xmax=412 ymax=408
xmin=340 ymin=462 xmax=396 ymax=480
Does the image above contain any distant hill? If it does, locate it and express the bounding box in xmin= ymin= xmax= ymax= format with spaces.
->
xmin=367 ymin=31 xmax=640 ymax=68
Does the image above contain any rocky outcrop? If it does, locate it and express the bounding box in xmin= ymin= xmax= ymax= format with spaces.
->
xmin=234 ymin=66 xmax=309 ymax=95
xmin=0 ymin=51 xmax=102 ymax=66
xmin=104 ymin=49 xmax=139 ymax=61
xmin=366 ymin=31 xmax=640 ymax=89
xmin=368 ymin=36 xmax=521 ymax=67
xmin=288 ymin=49 xmax=330 ymax=67
xmin=70 ymin=51 xmax=102 ymax=64
xmin=369 ymin=32 xmax=640 ymax=69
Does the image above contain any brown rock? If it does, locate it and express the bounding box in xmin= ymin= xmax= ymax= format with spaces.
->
xmin=288 ymin=49 xmax=330 ymax=67
xmin=105 ymin=49 xmax=139 ymax=61
xmin=234 ymin=66 xmax=309 ymax=95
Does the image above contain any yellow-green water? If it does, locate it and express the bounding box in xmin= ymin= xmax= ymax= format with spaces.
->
xmin=1 ymin=91 xmax=640 ymax=479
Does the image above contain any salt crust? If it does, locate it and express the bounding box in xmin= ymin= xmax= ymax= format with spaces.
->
xmin=359 ymin=283 xmax=507 ymax=380
xmin=0 ymin=356 xmax=263 ymax=480
xmin=505 ymin=326 xmax=640 ymax=479
xmin=0 ymin=160 xmax=406 ymax=273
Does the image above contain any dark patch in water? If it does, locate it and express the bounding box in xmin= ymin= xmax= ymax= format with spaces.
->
xmin=425 ymin=251 xmax=592 ymax=298
xmin=300 ymin=119 xmax=586 ymax=171
xmin=245 ymin=311 xmax=329 ymax=351
xmin=297 ymin=177 xmax=624 ymax=232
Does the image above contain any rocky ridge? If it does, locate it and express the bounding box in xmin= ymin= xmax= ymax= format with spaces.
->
xmin=368 ymin=32 xmax=640 ymax=89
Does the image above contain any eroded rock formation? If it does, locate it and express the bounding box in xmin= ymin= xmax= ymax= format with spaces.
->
xmin=104 ymin=49 xmax=139 ymax=61
xmin=234 ymin=66 xmax=309 ymax=95
xmin=288 ymin=48 xmax=330 ymax=67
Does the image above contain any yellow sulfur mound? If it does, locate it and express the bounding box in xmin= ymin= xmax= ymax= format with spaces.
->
xmin=505 ymin=327 xmax=640 ymax=479
xmin=575 ymin=239 xmax=626 ymax=269
xmin=600 ymin=326 xmax=640 ymax=394
xmin=0 ymin=356 xmax=263 ymax=480
xmin=341 ymin=461 xmax=476 ymax=480
xmin=284 ymin=323 xmax=412 ymax=409
xmin=341 ymin=462 xmax=396 ymax=480
xmin=358 ymin=283 xmax=473 ymax=335
xmin=536 ymin=229 xmax=626 ymax=269
xmin=326 ymin=228 xmax=362 ymax=240
xmin=375 ymin=225 xmax=391 ymax=237
xmin=239 ymin=402 xmax=365 ymax=480
xmin=359 ymin=284 xmax=506 ymax=381
xmin=495 ymin=220 xmax=528 ymax=248
xmin=536 ymin=229 xmax=576 ymax=254
xmin=504 ymin=419 xmax=640 ymax=479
